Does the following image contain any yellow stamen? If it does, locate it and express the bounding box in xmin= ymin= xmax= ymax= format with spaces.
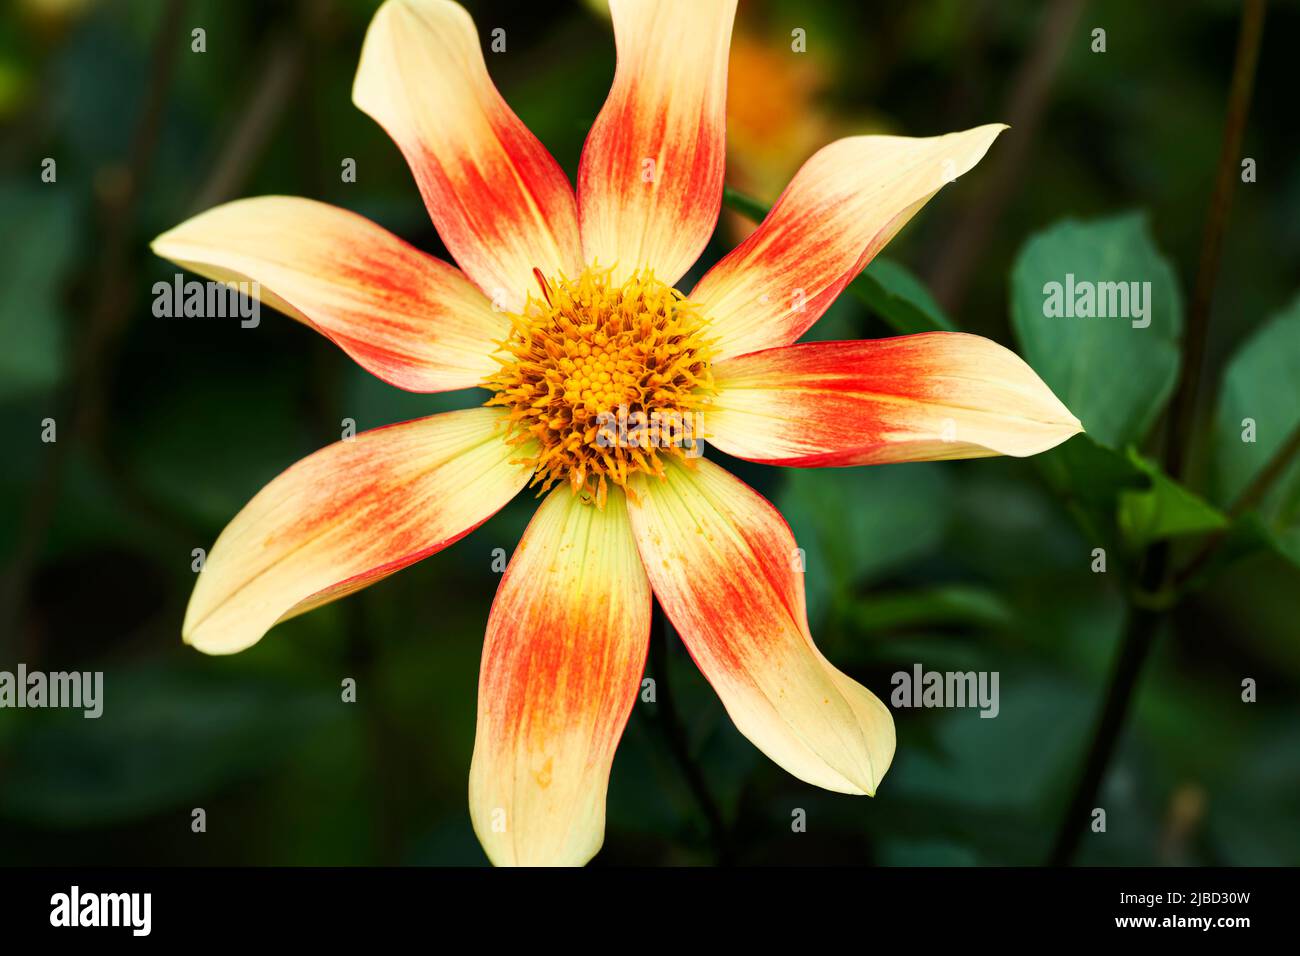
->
xmin=483 ymin=265 xmax=714 ymax=506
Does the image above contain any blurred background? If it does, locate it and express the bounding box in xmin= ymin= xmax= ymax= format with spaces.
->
xmin=1 ymin=0 xmax=1297 ymax=866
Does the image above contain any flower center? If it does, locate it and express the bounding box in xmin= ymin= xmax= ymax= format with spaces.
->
xmin=483 ymin=265 xmax=715 ymax=507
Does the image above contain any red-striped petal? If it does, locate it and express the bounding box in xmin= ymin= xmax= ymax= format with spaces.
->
xmin=469 ymin=488 xmax=651 ymax=866
xmin=151 ymin=196 xmax=507 ymax=392
xmin=577 ymin=0 xmax=736 ymax=286
xmin=627 ymin=459 xmax=895 ymax=795
xmin=353 ymin=0 xmax=582 ymax=310
xmin=692 ymin=125 xmax=1005 ymax=361
xmin=708 ymin=334 xmax=1083 ymax=466
xmin=184 ymin=408 xmax=533 ymax=655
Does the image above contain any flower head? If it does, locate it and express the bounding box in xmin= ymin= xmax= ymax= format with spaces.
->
xmin=484 ymin=266 xmax=716 ymax=505
xmin=151 ymin=0 xmax=1082 ymax=866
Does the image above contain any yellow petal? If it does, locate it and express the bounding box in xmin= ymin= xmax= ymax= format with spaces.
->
xmin=353 ymin=0 xmax=582 ymax=309
xmin=151 ymin=196 xmax=507 ymax=392
xmin=185 ymin=408 xmax=532 ymax=655
xmin=578 ymin=0 xmax=737 ymax=285
xmin=470 ymin=487 xmax=650 ymax=866
xmin=627 ymin=459 xmax=894 ymax=795
xmin=693 ymin=125 xmax=1006 ymax=361
xmin=708 ymin=333 xmax=1083 ymax=465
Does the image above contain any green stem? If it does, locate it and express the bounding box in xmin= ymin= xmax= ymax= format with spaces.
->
xmin=721 ymin=184 xmax=770 ymax=225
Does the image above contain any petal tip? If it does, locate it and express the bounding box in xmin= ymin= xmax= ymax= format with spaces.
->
xmin=149 ymin=231 xmax=177 ymax=259
xmin=180 ymin=627 xmax=230 ymax=657
xmin=181 ymin=613 xmax=257 ymax=657
xmin=1009 ymin=411 xmax=1085 ymax=457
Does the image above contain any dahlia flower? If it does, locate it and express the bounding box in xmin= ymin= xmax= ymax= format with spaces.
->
xmin=152 ymin=0 xmax=1081 ymax=865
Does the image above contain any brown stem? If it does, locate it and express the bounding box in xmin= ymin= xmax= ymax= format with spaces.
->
xmin=1173 ymin=417 xmax=1300 ymax=589
xmin=1048 ymin=0 xmax=1268 ymax=866
xmin=1048 ymin=552 xmax=1166 ymax=865
xmin=1229 ymin=420 xmax=1300 ymax=518
xmin=187 ymin=30 xmax=306 ymax=215
xmin=188 ymin=0 xmax=339 ymax=216
xmin=1164 ymin=0 xmax=1268 ymax=482
xmin=927 ymin=0 xmax=1086 ymax=313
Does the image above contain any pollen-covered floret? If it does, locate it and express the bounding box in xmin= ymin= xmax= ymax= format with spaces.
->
xmin=483 ymin=266 xmax=715 ymax=506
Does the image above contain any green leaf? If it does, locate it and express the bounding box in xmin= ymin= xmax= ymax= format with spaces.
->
xmin=1117 ymin=448 xmax=1227 ymax=550
xmin=1276 ymin=526 xmax=1300 ymax=566
xmin=1177 ymin=514 xmax=1280 ymax=591
xmin=1036 ymin=433 xmax=1149 ymax=509
xmin=1034 ymin=434 xmax=1148 ymax=562
xmin=849 ymin=257 xmax=957 ymax=334
xmin=1212 ymin=293 xmax=1300 ymax=514
xmin=1010 ymin=213 xmax=1183 ymax=448
xmin=1037 ymin=435 xmax=1224 ymax=553
xmin=0 ymin=182 xmax=77 ymax=402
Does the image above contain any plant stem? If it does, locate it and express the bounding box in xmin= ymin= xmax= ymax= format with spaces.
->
xmin=1165 ymin=0 xmax=1267 ymax=482
xmin=927 ymin=0 xmax=1086 ymax=313
xmin=1048 ymin=0 xmax=1267 ymax=866
xmin=187 ymin=29 xmax=308 ymax=215
xmin=721 ymin=184 xmax=770 ymax=224
xmin=1228 ymin=420 xmax=1300 ymax=518
xmin=1048 ymin=548 xmax=1167 ymax=865
xmin=1173 ymin=418 xmax=1300 ymax=589
xmin=649 ymin=605 xmax=734 ymax=865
